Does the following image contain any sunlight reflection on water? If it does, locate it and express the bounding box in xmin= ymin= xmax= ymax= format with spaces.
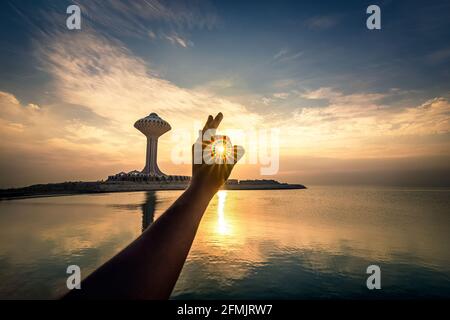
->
xmin=216 ymin=190 xmax=231 ymax=236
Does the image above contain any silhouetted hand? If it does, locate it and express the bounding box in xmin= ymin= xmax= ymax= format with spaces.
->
xmin=191 ymin=113 xmax=244 ymax=194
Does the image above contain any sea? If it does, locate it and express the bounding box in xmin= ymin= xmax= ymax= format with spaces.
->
xmin=0 ymin=186 xmax=449 ymax=299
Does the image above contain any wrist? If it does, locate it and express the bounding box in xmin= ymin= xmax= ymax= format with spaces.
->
xmin=188 ymin=177 xmax=219 ymax=200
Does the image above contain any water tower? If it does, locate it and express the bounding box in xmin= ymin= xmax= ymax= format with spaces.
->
xmin=134 ymin=113 xmax=171 ymax=176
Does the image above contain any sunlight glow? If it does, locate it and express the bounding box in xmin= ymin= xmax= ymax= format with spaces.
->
xmin=217 ymin=145 xmax=225 ymax=155
xmin=216 ymin=190 xmax=231 ymax=235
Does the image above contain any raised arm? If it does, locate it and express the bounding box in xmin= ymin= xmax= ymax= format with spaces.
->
xmin=64 ymin=113 xmax=243 ymax=299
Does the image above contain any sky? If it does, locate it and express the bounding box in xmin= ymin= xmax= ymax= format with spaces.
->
xmin=0 ymin=0 xmax=449 ymax=188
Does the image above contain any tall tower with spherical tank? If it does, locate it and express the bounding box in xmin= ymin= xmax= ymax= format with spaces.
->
xmin=134 ymin=113 xmax=171 ymax=176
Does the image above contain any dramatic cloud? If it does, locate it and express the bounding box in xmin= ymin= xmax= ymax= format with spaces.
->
xmin=0 ymin=89 xmax=141 ymax=187
xmin=37 ymin=32 xmax=261 ymax=132
xmin=80 ymin=0 xmax=217 ymax=30
xmin=1 ymin=22 xmax=449 ymax=187
xmin=73 ymin=0 xmax=217 ymax=48
xmin=272 ymin=88 xmax=450 ymax=158
xmin=297 ymin=88 xmax=450 ymax=137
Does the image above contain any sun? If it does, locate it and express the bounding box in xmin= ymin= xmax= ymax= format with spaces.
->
xmin=216 ymin=145 xmax=225 ymax=155
xmin=210 ymin=135 xmax=233 ymax=163
xmin=212 ymin=139 xmax=228 ymax=158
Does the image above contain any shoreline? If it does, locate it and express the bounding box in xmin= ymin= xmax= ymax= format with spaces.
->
xmin=0 ymin=181 xmax=306 ymax=201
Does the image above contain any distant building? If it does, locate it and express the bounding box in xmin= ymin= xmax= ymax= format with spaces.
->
xmin=239 ymin=179 xmax=281 ymax=185
xmin=134 ymin=113 xmax=171 ymax=176
xmin=107 ymin=113 xmax=190 ymax=183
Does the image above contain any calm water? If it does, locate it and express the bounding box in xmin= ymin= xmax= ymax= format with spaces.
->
xmin=0 ymin=186 xmax=449 ymax=299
